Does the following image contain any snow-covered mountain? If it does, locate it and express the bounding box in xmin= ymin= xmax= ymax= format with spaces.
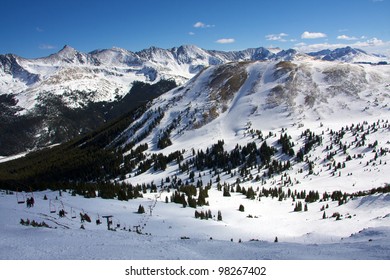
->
xmin=1 ymin=45 xmax=387 ymax=112
xmin=1 ymin=56 xmax=390 ymax=260
xmin=0 ymin=44 xmax=389 ymax=156
xmin=114 ymin=59 xmax=390 ymax=152
xmin=307 ymin=46 xmax=388 ymax=64
xmin=1 ymin=45 xmax=282 ymax=111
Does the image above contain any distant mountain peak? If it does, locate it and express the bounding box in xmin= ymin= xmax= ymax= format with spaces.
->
xmin=58 ymin=45 xmax=77 ymax=55
xmin=307 ymin=46 xmax=384 ymax=63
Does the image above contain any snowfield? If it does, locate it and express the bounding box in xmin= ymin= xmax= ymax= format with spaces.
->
xmin=1 ymin=188 xmax=389 ymax=260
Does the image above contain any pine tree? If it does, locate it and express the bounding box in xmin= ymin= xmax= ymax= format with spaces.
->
xmin=246 ymin=187 xmax=256 ymax=199
xmin=197 ymin=187 xmax=207 ymax=206
xmin=223 ymin=186 xmax=231 ymax=197
xmin=217 ymin=210 xmax=222 ymax=221
xmin=239 ymin=204 xmax=245 ymax=212
xmin=137 ymin=204 xmax=145 ymax=214
xmin=322 ymin=211 xmax=326 ymax=219
xmin=294 ymin=201 xmax=303 ymax=212
xmin=188 ymin=195 xmax=197 ymax=208
xmin=208 ymin=209 xmax=212 ymax=219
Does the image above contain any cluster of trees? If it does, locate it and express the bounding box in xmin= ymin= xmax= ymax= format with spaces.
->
xmin=169 ymin=185 xmax=209 ymax=208
xmin=293 ymin=201 xmax=308 ymax=212
xmin=194 ymin=210 xmax=212 ymax=220
xmin=20 ymin=218 xmax=50 ymax=228
xmin=193 ymin=209 xmax=222 ymax=222
xmin=180 ymin=140 xmax=276 ymax=174
xmin=278 ymin=133 xmax=295 ymax=156
xmin=296 ymin=129 xmax=322 ymax=162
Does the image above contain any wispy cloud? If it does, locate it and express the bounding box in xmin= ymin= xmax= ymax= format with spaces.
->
xmin=337 ymin=35 xmax=358 ymax=40
xmin=265 ymin=33 xmax=289 ymax=42
xmin=215 ymin=38 xmax=235 ymax=44
xmin=188 ymin=32 xmax=195 ymax=36
xmin=39 ymin=44 xmax=56 ymax=50
xmin=301 ymin=31 xmax=327 ymax=39
xmin=36 ymin=27 xmax=44 ymax=32
xmin=193 ymin=21 xmax=214 ymax=28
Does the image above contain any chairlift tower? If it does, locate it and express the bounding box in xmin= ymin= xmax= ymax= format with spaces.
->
xmin=102 ymin=215 xmax=113 ymax=230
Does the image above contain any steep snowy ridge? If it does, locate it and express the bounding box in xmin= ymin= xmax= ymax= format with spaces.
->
xmin=116 ymin=59 xmax=390 ymax=153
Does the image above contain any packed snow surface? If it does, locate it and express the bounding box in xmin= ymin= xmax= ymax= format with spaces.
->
xmin=1 ymin=189 xmax=389 ymax=260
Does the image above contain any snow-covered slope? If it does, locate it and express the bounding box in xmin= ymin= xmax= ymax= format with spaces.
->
xmin=81 ymin=58 xmax=389 ymax=259
xmin=1 ymin=188 xmax=389 ymax=260
xmin=116 ymin=59 xmax=390 ymax=153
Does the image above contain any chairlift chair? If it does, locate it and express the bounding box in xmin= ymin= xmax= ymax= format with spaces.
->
xmin=49 ymin=200 xmax=56 ymax=213
xmin=71 ymin=207 xmax=77 ymax=219
xmin=26 ymin=187 xmax=34 ymax=200
xmin=16 ymin=192 xmax=25 ymax=204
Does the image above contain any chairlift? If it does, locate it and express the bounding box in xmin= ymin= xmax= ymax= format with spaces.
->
xmin=49 ymin=200 xmax=56 ymax=213
xmin=26 ymin=187 xmax=34 ymax=200
xmin=59 ymin=201 xmax=65 ymax=212
xmin=71 ymin=207 xmax=77 ymax=219
xmin=16 ymin=190 xmax=25 ymax=204
xmin=58 ymin=202 xmax=66 ymax=217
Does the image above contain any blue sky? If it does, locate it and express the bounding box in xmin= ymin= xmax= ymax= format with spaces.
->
xmin=1 ymin=0 xmax=389 ymax=58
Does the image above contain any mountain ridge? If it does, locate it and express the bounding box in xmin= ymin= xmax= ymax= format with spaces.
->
xmin=0 ymin=44 xmax=388 ymax=156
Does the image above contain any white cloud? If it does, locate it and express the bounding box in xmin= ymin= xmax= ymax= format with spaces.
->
xmin=188 ymin=32 xmax=195 ymax=36
xmin=36 ymin=27 xmax=44 ymax=32
xmin=355 ymin=37 xmax=386 ymax=49
xmin=301 ymin=31 xmax=327 ymax=39
xmin=337 ymin=35 xmax=358 ymax=41
xmin=294 ymin=42 xmax=307 ymax=47
xmin=215 ymin=38 xmax=235 ymax=44
xmin=39 ymin=44 xmax=55 ymax=50
xmin=193 ymin=21 xmax=214 ymax=28
xmin=265 ymin=33 xmax=289 ymax=42
xmin=194 ymin=22 xmax=205 ymax=28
